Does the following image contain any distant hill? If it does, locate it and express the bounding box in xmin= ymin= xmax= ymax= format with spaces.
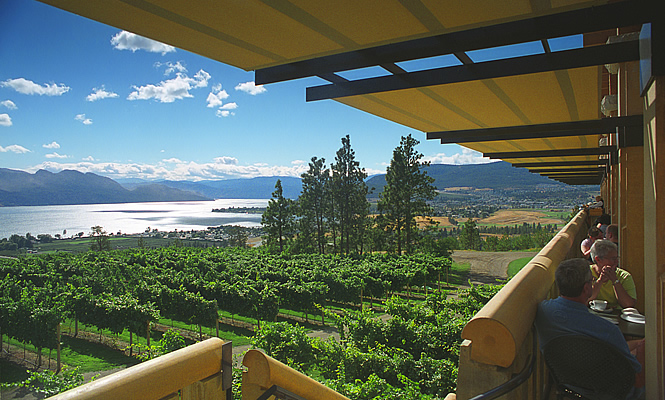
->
xmin=124 ymin=176 xmax=303 ymax=200
xmin=0 ymin=169 xmax=210 ymax=206
xmin=367 ymin=161 xmax=565 ymax=195
xmin=1 ymin=162 xmax=574 ymax=207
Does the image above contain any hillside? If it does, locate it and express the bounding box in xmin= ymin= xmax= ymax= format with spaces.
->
xmin=367 ymin=161 xmax=565 ymax=194
xmin=0 ymin=169 xmax=210 ymax=206
xmin=155 ymin=176 xmax=303 ymax=200
xmin=1 ymin=162 xmax=585 ymax=207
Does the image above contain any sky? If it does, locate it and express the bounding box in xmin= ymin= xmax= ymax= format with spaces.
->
xmin=0 ymin=0 xmax=582 ymax=182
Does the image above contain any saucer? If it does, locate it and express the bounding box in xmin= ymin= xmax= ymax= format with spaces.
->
xmin=590 ymin=306 xmax=613 ymax=313
xmin=620 ymin=313 xmax=645 ymax=324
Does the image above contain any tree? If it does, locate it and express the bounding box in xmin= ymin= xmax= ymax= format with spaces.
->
xmin=262 ymin=179 xmax=296 ymax=253
xmin=329 ymin=135 xmax=369 ymax=254
xmin=458 ymin=218 xmax=482 ymax=250
xmin=90 ymin=226 xmax=112 ymax=251
xmin=298 ymin=157 xmax=328 ymax=254
xmin=227 ymin=226 xmax=249 ymax=248
xmin=378 ymin=134 xmax=436 ymax=254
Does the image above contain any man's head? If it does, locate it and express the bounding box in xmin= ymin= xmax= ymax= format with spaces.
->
xmin=587 ymin=226 xmax=603 ymax=240
xmin=590 ymin=239 xmax=619 ymax=268
xmin=555 ymin=258 xmax=592 ymax=298
xmin=605 ymin=224 xmax=619 ymax=244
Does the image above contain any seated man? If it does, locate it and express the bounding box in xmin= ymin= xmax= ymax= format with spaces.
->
xmin=581 ymin=226 xmax=603 ymax=261
xmin=589 ymin=239 xmax=636 ymax=309
xmin=535 ymin=258 xmax=645 ymax=397
xmin=605 ymin=223 xmax=619 ymax=246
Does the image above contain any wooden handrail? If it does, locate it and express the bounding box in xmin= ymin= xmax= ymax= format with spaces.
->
xmin=460 ymin=210 xmax=587 ymax=368
xmin=242 ymin=349 xmax=351 ymax=400
xmin=50 ymin=338 xmax=229 ymax=400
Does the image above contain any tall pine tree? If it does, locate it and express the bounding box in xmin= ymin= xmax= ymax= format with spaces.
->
xmin=298 ymin=157 xmax=328 ymax=254
xmin=329 ymin=135 xmax=368 ymax=254
xmin=378 ymin=134 xmax=436 ymax=254
xmin=261 ymin=179 xmax=296 ymax=253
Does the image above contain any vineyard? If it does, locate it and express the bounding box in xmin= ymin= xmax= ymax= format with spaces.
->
xmin=1 ymin=247 xmax=502 ymax=399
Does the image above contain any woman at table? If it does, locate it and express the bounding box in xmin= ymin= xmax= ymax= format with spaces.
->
xmin=589 ymin=239 xmax=637 ymax=309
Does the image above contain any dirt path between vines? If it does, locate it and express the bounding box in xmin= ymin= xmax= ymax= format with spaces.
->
xmin=451 ymin=250 xmax=539 ymax=287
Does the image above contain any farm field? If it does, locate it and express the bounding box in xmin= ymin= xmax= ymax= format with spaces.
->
xmin=477 ymin=209 xmax=566 ymax=226
xmin=417 ymin=208 xmax=567 ymax=229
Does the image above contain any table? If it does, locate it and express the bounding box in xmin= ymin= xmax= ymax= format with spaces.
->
xmin=590 ymin=308 xmax=645 ymax=338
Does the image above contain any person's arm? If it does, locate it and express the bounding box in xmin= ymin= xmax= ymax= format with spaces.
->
xmin=605 ymin=267 xmax=637 ymax=309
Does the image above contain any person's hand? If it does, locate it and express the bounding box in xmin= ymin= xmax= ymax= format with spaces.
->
xmin=602 ymin=265 xmax=618 ymax=282
xmin=598 ymin=267 xmax=611 ymax=283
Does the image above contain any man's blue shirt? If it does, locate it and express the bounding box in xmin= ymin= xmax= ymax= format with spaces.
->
xmin=535 ymin=296 xmax=640 ymax=373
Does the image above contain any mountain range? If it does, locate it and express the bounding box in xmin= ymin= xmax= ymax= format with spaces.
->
xmin=0 ymin=168 xmax=209 ymax=206
xmin=0 ymin=162 xmax=569 ymax=207
xmin=366 ymin=162 xmax=565 ymax=194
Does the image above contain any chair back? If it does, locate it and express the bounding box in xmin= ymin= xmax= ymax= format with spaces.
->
xmin=542 ymin=335 xmax=635 ymax=400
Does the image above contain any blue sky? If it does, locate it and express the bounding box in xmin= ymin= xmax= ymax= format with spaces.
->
xmin=0 ymin=0 xmax=581 ymax=182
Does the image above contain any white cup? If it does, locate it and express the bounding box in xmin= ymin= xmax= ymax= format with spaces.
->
xmin=590 ymin=300 xmax=608 ymax=311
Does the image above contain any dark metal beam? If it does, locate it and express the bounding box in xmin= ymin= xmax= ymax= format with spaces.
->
xmin=528 ymin=167 xmax=606 ymax=173
xmin=484 ymin=146 xmax=616 ymax=159
xmin=306 ymin=41 xmax=639 ymax=101
xmin=428 ymin=115 xmax=642 ymax=143
xmin=512 ymin=160 xmax=608 ymax=168
xmin=541 ymin=172 xmax=604 ymax=178
xmin=256 ymin=0 xmax=654 ymax=84
xmin=556 ymin=178 xmax=602 ymax=185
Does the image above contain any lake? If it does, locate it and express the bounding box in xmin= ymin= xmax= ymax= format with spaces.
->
xmin=0 ymin=199 xmax=269 ymax=240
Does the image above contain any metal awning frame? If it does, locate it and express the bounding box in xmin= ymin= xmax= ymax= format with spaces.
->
xmin=255 ymin=0 xmax=654 ymax=85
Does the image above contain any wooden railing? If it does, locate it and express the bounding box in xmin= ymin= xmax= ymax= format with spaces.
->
xmin=49 ymin=338 xmax=232 ymax=400
xmin=242 ymin=349 xmax=350 ymax=400
xmin=454 ymin=210 xmax=589 ymax=400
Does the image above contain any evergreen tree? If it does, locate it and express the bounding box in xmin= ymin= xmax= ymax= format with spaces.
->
xmin=378 ymin=134 xmax=436 ymax=254
xmin=261 ymin=180 xmax=296 ymax=253
xmin=329 ymin=135 xmax=368 ymax=254
xmin=298 ymin=157 xmax=328 ymax=254
xmin=458 ymin=218 xmax=481 ymax=250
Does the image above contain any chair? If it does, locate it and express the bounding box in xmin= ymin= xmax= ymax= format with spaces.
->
xmin=542 ymin=335 xmax=636 ymax=400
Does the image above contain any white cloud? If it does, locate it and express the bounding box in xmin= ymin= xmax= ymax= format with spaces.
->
xmin=83 ymin=156 xmax=95 ymax=161
xmin=157 ymin=61 xmax=187 ymax=76
xmin=216 ymin=110 xmax=232 ymax=118
xmin=43 ymin=141 xmax=60 ymax=149
xmin=28 ymin=154 xmax=319 ymax=181
xmin=1 ymin=100 xmax=17 ymax=110
xmin=213 ymin=156 xmax=238 ymax=165
xmin=206 ymin=85 xmax=229 ymax=108
xmin=111 ymin=31 xmax=175 ymax=55
xmin=423 ymin=148 xmax=492 ymax=165
xmin=45 ymin=152 xmax=69 ymax=159
xmin=86 ymin=86 xmax=119 ymax=102
xmin=1 ymin=78 xmax=70 ymax=96
xmin=75 ymin=114 xmax=93 ymax=125
xmin=291 ymin=160 xmax=306 ymax=165
xmin=128 ymin=70 xmax=210 ymax=103
xmin=220 ymin=102 xmax=237 ymax=110
xmin=235 ymin=81 xmax=266 ymax=95
xmin=0 ymin=144 xmax=30 ymax=153
xmin=0 ymin=114 xmax=12 ymax=127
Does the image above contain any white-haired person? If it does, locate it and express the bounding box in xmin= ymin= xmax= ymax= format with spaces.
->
xmin=589 ymin=239 xmax=636 ymax=309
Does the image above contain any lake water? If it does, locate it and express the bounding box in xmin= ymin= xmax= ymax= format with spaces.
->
xmin=0 ymin=199 xmax=269 ymax=240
